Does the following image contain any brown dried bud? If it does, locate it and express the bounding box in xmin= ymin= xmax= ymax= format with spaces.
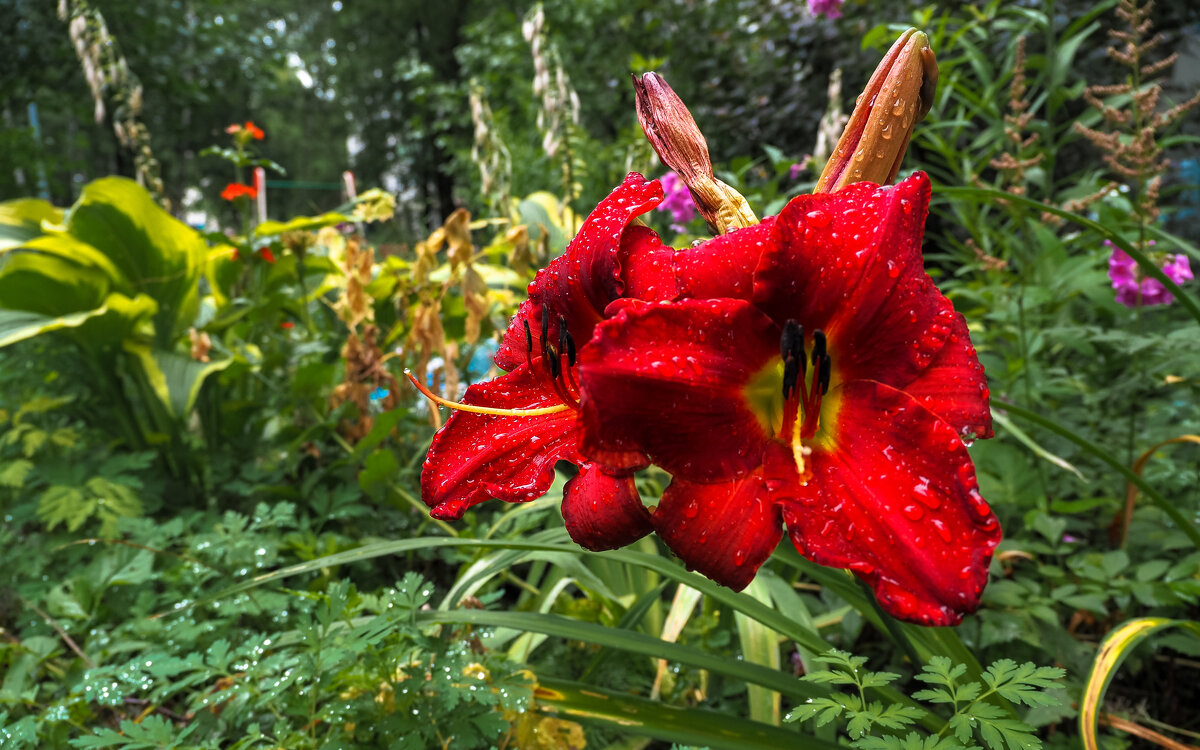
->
xmin=816 ymin=28 xmax=939 ymax=193
xmin=632 ymin=72 xmax=758 ymax=233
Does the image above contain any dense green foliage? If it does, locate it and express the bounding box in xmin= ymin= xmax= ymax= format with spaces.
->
xmin=2 ymin=0 xmax=1200 ymax=748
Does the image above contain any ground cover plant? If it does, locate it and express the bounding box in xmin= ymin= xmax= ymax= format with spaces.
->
xmin=1 ymin=0 xmax=1199 ymax=748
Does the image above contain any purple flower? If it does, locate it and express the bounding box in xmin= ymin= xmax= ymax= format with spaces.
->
xmin=807 ymin=0 xmax=844 ymax=18
xmin=655 ymin=171 xmax=698 ymax=231
xmin=1107 ymin=240 xmax=1193 ymax=308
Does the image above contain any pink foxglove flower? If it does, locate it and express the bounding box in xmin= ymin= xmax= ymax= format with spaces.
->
xmin=1107 ymin=240 xmax=1193 ymax=308
xmin=656 ymin=171 xmax=699 ymax=231
xmin=807 ymin=0 xmax=844 ymax=19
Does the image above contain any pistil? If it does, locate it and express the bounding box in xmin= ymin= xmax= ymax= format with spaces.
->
xmin=777 ymin=321 xmax=833 ymax=480
xmin=403 ymin=308 xmax=583 ymax=418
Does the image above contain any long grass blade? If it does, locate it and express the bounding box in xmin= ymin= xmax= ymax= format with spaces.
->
xmin=1080 ymin=617 xmax=1200 ymax=750
xmin=533 ymin=677 xmax=826 ymax=750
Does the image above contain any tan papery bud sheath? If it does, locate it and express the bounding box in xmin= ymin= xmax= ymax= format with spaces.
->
xmin=632 ymin=72 xmax=758 ymax=233
xmin=816 ymin=28 xmax=938 ymax=193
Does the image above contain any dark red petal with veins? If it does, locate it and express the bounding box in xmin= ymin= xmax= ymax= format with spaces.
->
xmin=653 ymin=470 xmax=784 ymax=591
xmin=561 ymin=462 xmax=653 ymax=550
xmin=755 ymin=172 xmax=954 ymax=385
xmin=421 ymin=363 xmax=578 ymax=520
xmin=497 ymin=173 xmax=663 ymax=371
xmin=577 ymin=298 xmax=777 ymax=483
xmin=899 ymin=310 xmax=993 ymax=439
xmin=776 ymin=380 xmax=1001 ymax=626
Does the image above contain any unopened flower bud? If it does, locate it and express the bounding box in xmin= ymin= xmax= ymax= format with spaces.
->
xmin=633 ymin=72 xmax=758 ymax=233
xmin=816 ymin=28 xmax=938 ymax=193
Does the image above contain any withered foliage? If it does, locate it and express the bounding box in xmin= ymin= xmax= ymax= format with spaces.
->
xmin=330 ymin=238 xmax=399 ymax=443
xmin=990 ymin=37 xmax=1045 ymax=198
xmin=405 ymin=209 xmax=495 ymax=428
xmin=1073 ymin=0 xmax=1200 ymax=223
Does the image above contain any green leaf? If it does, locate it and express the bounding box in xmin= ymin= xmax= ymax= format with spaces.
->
xmin=37 ymin=485 xmax=94 ymax=532
xmin=0 ymin=251 xmax=110 ymax=317
xmin=535 ymin=677 xmax=836 ymax=750
xmin=152 ymin=349 xmax=234 ymax=418
xmin=416 ymin=609 xmax=821 ymax=700
xmin=734 ymin=576 xmax=782 ymax=724
xmin=0 ymin=197 xmax=62 ymax=252
xmin=855 ymin=732 xmax=965 ymax=750
xmin=253 ymin=211 xmax=352 ymax=238
xmin=1080 ymin=618 xmax=1200 ymax=750
xmin=63 ymin=177 xmax=207 ymax=343
xmin=0 ymin=459 xmax=34 ymax=487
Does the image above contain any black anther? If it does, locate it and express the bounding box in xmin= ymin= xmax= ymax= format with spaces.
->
xmin=780 ymin=320 xmax=803 ymax=361
xmin=558 ymin=317 xmax=569 ymax=357
xmin=546 ymin=345 xmax=562 ymax=378
xmin=565 ymin=331 xmax=577 ymax=367
xmin=523 ymin=319 xmax=533 ymax=355
xmin=780 ymin=320 xmax=806 ymax=400
xmin=540 ymin=305 xmax=550 ymax=343
xmin=811 ymin=330 xmax=827 ymax=365
xmin=818 ymin=356 xmax=832 ymax=395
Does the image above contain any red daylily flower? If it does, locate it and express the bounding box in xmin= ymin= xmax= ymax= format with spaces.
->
xmin=576 ymin=172 xmax=999 ymax=625
xmin=221 ymin=183 xmax=257 ymax=201
xmin=419 ymin=171 xmax=777 ymax=546
xmin=419 ymin=173 xmax=667 ymax=548
xmin=259 ymin=247 xmax=276 ymax=264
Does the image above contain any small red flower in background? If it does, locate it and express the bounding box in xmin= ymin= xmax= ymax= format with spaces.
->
xmin=230 ymin=248 xmax=240 ymax=262
xmin=221 ymin=183 xmax=257 ymax=201
xmin=417 ymin=171 xmax=1000 ymax=626
xmin=225 ymin=121 xmax=265 ymax=140
xmin=259 ymin=247 xmax=276 ymax=264
xmin=281 ymin=321 xmax=294 ymax=329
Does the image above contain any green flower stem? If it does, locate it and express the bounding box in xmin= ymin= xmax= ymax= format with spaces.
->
xmin=998 ymin=400 xmax=1200 ymax=549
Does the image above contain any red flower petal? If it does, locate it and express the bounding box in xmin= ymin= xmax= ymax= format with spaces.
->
xmin=259 ymin=247 xmax=276 ymax=264
xmin=496 ymin=172 xmax=663 ymax=371
xmin=619 ymin=217 xmax=778 ymax=304
xmin=578 ymin=298 xmax=777 ymax=483
xmin=619 ymin=224 xmax=678 ymax=301
xmin=653 ymin=470 xmax=783 ymax=591
xmin=777 ymin=380 xmax=1001 ymax=626
xmin=674 ymin=217 xmax=775 ymax=301
xmin=421 ymin=364 xmax=579 ymax=519
xmin=755 ymin=173 xmax=954 ymax=385
xmin=561 ymin=462 xmax=653 ymax=550
xmin=245 ymin=121 xmax=265 ymax=140
xmin=899 ymin=310 xmax=993 ymax=439
xmin=221 ymin=183 xmax=258 ymax=201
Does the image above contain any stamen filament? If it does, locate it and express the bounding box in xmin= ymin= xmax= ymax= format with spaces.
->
xmin=404 ymin=369 xmax=570 ymax=416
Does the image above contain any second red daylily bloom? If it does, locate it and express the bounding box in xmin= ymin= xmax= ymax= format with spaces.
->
xmin=576 ymin=172 xmax=999 ymax=625
xmin=419 ymin=173 xmax=667 ymax=549
xmin=419 ymin=171 xmax=776 ymax=549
